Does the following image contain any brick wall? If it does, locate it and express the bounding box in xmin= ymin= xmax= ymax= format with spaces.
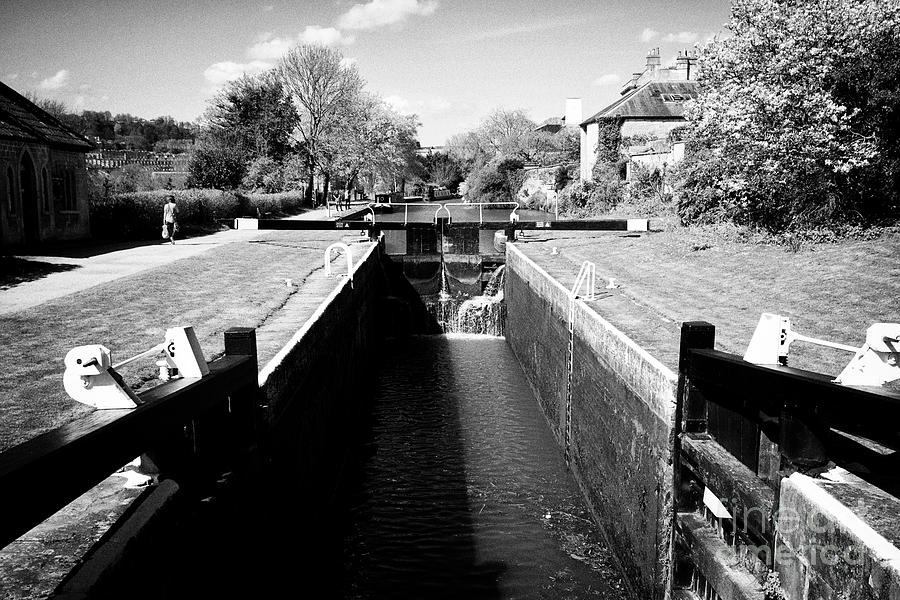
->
xmin=505 ymin=243 xmax=678 ymax=599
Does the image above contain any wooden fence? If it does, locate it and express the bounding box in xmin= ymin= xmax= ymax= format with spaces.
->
xmin=672 ymin=321 xmax=900 ymax=599
xmin=0 ymin=327 xmax=259 ymax=550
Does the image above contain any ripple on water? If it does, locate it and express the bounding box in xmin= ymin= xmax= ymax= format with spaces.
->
xmin=341 ymin=336 xmax=628 ymax=599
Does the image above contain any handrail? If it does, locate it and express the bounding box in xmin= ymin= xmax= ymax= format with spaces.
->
xmin=324 ymin=242 xmax=355 ymax=288
xmin=433 ymin=203 xmax=452 ymax=224
xmin=440 ymin=201 xmax=520 ymax=225
xmin=568 ymin=260 xmax=596 ymax=320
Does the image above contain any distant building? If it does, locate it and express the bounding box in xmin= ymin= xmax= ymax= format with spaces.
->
xmin=580 ymin=49 xmax=699 ymax=181
xmin=0 ymin=81 xmax=93 ymax=247
xmin=535 ymin=98 xmax=583 ymax=134
xmin=416 ymin=145 xmax=446 ymax=158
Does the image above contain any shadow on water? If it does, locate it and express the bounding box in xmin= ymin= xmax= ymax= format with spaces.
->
xmin=339 ymin=335 xmax=505 ymax=599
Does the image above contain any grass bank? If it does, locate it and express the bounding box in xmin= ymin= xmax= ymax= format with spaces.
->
xmin=515 ymin=224 xmax=900 ymax=380
xmin=0 ymin=230 xmax=346 ymax=452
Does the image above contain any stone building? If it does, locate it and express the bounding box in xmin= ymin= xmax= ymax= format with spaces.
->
xmin=0 ymin=81 xmax=93 ymax=248
xmin=580 ymin=49 xmax=699 ymax=181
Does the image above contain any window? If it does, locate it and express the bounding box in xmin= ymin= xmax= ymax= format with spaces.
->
xmin=63 ymin=168 xmax=77 ymax=210
xmin=5 ymin=167 xmax=15 ymax=215
xmin=661 ymin=93 xmax=695 ymax=103
xmin=41 ymin=167 xmax=50 ymax=213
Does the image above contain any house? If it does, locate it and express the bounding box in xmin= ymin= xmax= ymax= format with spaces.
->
xmin=580 ymin=49 xmax=698 ymax=181
xmin=534 ymin=98 xmax=583 ymax=135
xmin=0 ymin=81 xmax=93 ymax=248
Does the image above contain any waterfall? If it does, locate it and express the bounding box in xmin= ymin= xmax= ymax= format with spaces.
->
xmin=455 ymin=266 xmax=505 ymax=336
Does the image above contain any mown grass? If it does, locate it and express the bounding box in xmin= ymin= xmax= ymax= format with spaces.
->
xmin=520 ymin=225 xmax=900 ymax=378
xmin=0 ymin=231 xmax=344 ymax=452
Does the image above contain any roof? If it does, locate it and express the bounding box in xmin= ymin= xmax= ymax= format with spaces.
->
xmin=0 ymin=81 xmax=93 ymax=151
xmin=581 ymin=81 xmax=700 ymax=126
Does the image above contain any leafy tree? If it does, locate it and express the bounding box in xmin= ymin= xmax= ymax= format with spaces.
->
xmin=205 ymin=73 xmax=297 ymax=161
xmin=420 ymin=152 xmax=465 ymax=190
xmin=677 ymin=0 xmax=900 ymax=230
xmin=278 ymin=44 xmax=364 ymax=206
xmin=186 ymin=138 xmax=246 ymax=190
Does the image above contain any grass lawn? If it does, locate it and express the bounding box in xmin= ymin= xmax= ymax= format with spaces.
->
xmin=0 ymin=231 xmax=347 ymax=452
xmin=516 ymin=225 xmax=900 ymax=380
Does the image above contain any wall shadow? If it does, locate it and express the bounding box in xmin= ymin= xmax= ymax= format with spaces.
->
xmin=0 ymin=257 xmax=79 ymax=289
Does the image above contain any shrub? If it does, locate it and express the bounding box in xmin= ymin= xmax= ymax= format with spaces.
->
xmin=88 ymin=189 xmax=302 ymax=240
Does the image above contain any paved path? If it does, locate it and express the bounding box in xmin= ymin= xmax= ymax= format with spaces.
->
xmin=0 ymin=210 xmax=331 ymax=315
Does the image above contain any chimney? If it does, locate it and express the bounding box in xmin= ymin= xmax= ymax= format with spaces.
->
xmin=565 ymin=98 xmax=582 ymax=126
xmin=676 ymin=49 xmax=699 ymax=80
xmin=621 ymin=72 xmax=643 ymax=95
xmin=646 ymin=47 xmax=661 ymax=72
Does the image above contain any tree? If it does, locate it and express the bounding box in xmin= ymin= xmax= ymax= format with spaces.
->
xmin=278 ymin=44 xmax=364 ymax=207
xmin=186 ymin=138 xmax=246 ymax=190
xmin=677 ymin=0 xmax=900 ymax=230
xmin=205 ymin=72 xmax=297 ymax=161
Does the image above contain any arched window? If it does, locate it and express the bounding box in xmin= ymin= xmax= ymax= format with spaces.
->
xmin=41 ymin=167 xmax=50 ymax=213
xmin=5 ymin=166 xmax=15 ymax=215
xmin=66 ymin=169 xmax=77 ymax=210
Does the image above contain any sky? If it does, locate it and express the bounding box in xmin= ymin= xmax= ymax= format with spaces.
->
xmin=1 ymin=0 xmax=732 ymax=146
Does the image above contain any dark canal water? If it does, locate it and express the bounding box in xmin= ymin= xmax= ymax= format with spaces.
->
xmin=339 ymin=335 xmax=627 ymax=599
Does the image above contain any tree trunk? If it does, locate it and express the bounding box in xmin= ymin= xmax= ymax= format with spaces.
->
xmin=304 ymin=158 xmax=315 ymax=208
xmin=322 ymin=172 xmax=331 ymax=207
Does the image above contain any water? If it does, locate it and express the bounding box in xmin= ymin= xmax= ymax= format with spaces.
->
xmin=340 ymin=336 xmax=627 ymax=599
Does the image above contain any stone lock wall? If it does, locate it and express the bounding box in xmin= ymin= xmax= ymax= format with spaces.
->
xmin=504 ymin=243 xmax=678 ymax=599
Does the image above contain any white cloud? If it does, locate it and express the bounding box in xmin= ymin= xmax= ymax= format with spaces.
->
xmin=299 ymin=25 xmax=354 ymax=45
xmin=6 ymin=73 xmax=19 ymax=80
xmin=39 ymin=69 xmax=69 ymax=90
xmin=248 ymin=36 xmax=296 ymax=59
xmin=384 ymin=94 xmax=411 ymax=113
xmin=592 ymin=74 xmax=621 ymax=86
xmin=427 ymin=97 xmax=451 ymax=112
xmin=338 ymin=0 xmax=437 ymax=31
xmin=203 ymin=60 xmax=271 ymax=86
xmin=663 ymin=31 xmax=699 ymax=43
xmin=640 ymin=28 xmax=658 ymax=42
xmin=248 ymin=27 xmax=353 ymax=59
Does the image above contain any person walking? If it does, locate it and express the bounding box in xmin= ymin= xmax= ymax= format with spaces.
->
xmin=162 ymin=195 xmax=178 ymax=244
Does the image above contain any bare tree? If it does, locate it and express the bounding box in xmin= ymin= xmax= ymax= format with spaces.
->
xmin=278 ymin=44 xmax=363 ymax=206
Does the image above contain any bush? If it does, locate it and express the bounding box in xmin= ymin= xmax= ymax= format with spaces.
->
xmin=89 ymin=189 xmax=306 ymax=240
xmin=464 ymin=157 xmax=525 ymax=203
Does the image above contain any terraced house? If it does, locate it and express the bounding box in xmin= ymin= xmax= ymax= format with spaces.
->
xmin=0 ymin=81 xmax=93 ymax=249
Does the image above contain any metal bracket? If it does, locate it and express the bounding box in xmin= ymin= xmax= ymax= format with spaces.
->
xmin=63 ymin=327 xmax=209 ymax=409
xmin=744 ymin=313 xmax=900 ymax=386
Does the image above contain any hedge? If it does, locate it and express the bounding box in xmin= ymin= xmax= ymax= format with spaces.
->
xmin=89 ymin=189 xmax=305 ymax=240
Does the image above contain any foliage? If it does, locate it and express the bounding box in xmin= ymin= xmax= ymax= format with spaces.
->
xmin=554 ymin=165 xmax=570 ymax=191
xmin=186 ymin=139 xmax=247 ymax=190
xmin=279 ymin=43 xmax=364 ymax=205
xmin=88 ymin=189 xmax=305 ymax=239
xmin=242 ymin=156 xmax=285 ymax=193
xmin=595 ymin=117 xmax=622 ymax=164
xmin=418 ymin=152 xmax=465 ymax=190
xmin=464 ymin=157 xmax=525 ymax=203
xmin=557 ymin=164 xmax=625 ymax=217
xmin=204 ymin=73 xmax=298 ymax=161
xmin=677 ymin=0 xmax=900 ymax=231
